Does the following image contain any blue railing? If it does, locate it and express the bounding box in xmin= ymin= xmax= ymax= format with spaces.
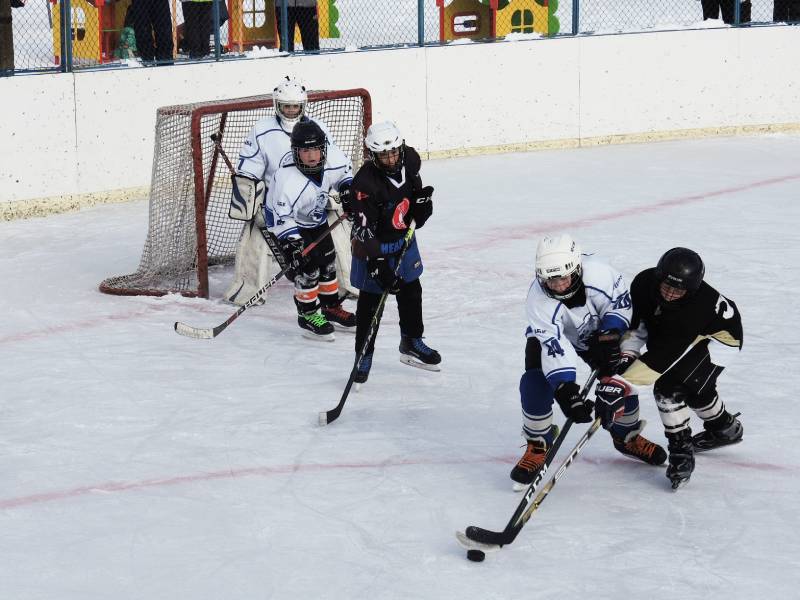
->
xmin=1 ymin=0 xmax=796 ymax=76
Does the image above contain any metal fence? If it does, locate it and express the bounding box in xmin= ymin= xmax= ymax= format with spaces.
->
xmin=1 ymin=0 xmax=797 ymax=76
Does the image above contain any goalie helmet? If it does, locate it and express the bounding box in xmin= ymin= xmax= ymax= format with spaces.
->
xmin=365 ymin=121 xmax=405 ymax=174
xmin=535 ymin=234 xmax=583 ymax=300
xmin=655 ymin=247 xmax=704 ymax=305
xmin=291 ymin=118 xmax=327 ymax=175
xmin=273 ymin=76 xmax=307 ymax=127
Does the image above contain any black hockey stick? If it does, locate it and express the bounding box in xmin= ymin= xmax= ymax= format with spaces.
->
xmin=319 ymin=223 xmax=417 ymax=426
xmin=174 ymin=212 xmax=348 ymax=339
xmin=456 ymin=369 xmax=599 ymax=551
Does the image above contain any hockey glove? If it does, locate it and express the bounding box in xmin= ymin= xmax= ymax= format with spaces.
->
xmin=587 ymin=329 xmax=622 ymax=376
xmin=338 ymin=182 xmax=354 ymax=218
xmin=280 ymin=237 xmax=308 ymax=278
xmin=368 ymin=257 xmax=402 ymax=294
xmin=594 ymin=376 xmax=628 ymax=430
xmin=406 ymin=186 xmax=434 ymax=228
xmin=616 ymin=352 xmax=637 ymax=375
xmin=554 ymin=381 xmax=593 ymax=423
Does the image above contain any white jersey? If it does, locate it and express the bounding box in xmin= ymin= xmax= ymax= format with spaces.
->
xmin=236 ymin=115 xmax=333 ymax=185
xmin=525 ymin=254 xmax=632 ymax=386
xmin=264 ymin=142 xmax=353 ymax=241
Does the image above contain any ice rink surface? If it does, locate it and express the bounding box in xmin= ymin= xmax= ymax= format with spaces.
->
xmin=2 ymin=135 xmax=799 ymax=599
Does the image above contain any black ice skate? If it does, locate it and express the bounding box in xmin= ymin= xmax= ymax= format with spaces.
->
xmin=298 ymin=310 xmax=335 ymax=342
xmin=692 ymin=412 xmax=743 ymax=452
xmin=666 ymin=429 xmax=695 ymax=490
xmin=354 ymin=353 xmax=373 ymax=387
xmin=398 ymin=336 xmax=441 ymax=372
xmin=322 ymin=304 xmax=357 ymax=331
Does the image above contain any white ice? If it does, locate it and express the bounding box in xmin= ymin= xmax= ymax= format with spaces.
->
xmin=1 ymin=135 xmax=799 ymax=599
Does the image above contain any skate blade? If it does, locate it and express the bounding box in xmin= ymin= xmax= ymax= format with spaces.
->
xmin=455 ymin=530 xmax=501 ymax=553
xmin=692 ymin=438 xmax=743 ymax=453
xmin=331 ymin=322 xmax=356 ymax=333
xmin=301 ymin=331 xmax=335 ymax=342
xmin=671 ymin=478 xmax=689 ymax=490
xmin=399 ymin=354 xmax=441 ymax=372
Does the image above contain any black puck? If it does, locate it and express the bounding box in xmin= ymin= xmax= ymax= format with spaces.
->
xmin=466 ymin=549 xmax=486 ymax=562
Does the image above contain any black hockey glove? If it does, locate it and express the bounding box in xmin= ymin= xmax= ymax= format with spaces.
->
xmin=338 ymin=183 xmax=354 ymax=218
xmin=554 ymin=382 xmax=593 ymax=423
xmin=406 ymin=185 xmax=434 ymax=228
xmin=594 ymin=377 xmax=628 ymax=430
xmin=368 ymin=257 xmax=402 ymax=294
xmin=281 ymin=238 xmax=308 ymax=278
xmin=587 ymin=329 xmax=622 ymax=376
xmin=616 ymin=352 xmax=637 ymax=375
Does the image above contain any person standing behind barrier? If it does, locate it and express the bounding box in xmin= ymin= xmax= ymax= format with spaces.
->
xmin=701 ymin=0 xmax=751 ymax=24
xmin=275 ymin=0 xmax=320 ymax=52
xmin=773 ymin=0 xmax=800 ymax=21
xmin=130 ymin=0 xmax=174 ymax=64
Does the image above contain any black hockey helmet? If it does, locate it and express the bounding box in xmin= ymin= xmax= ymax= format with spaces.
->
xmin=291 ymin=118 xmax=327 ymax=175
xmin=655 ymin=247 xmax=704 ymax=304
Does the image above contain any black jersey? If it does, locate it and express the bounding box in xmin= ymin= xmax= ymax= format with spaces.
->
xmin=350 ymin=146 xmax=423 ymax=259
xmin=627 ymin=267 xmax=743 ymax=374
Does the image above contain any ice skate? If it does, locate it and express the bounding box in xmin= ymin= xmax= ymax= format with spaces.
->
xmin=613 ymin=433 xmax=667 ymax=466
xmin=692 ymin=412 xmax=743 ymax=452
xmin=666 ymin=430 xmax=695 ymax=490
xmin=322 ymin=303 xmax=357 ymax=332
xmin=353 ymin=353 xmax=372 ymax=391
xmin=298 ymin=310 xmax=335 ymax=342
xmin=510 ymin=439 xmax=548 ymax=492
xmin=398 ymin=336 xmax=441 ymax=372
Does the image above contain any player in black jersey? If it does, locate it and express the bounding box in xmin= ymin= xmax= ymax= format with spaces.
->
xmin=619 ymin=248 xmax=744 ymax=489
xmin=341 ymin=121 xmax=440 ymax=384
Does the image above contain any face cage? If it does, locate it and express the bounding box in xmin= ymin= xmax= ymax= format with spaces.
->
xmin=276 ymin=101 xmax=306 ymax=126
xmin=370 ymin=144 xmax=405 ymax=174
xmin=656 ymin=279 xmax=694 ymax=309
xmin=538 ymin=266 xmax=583 ymax=301
xmin=293 ymin=145 xmax=326 ymax=175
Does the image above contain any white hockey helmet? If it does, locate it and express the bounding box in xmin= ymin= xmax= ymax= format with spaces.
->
xmin=365 ymin=121 xmax=405 ymax=173
xmin=273 ymin=76 xmax=307 ymax=127
xmin=535 ymin=234 xmax=583 ymax=300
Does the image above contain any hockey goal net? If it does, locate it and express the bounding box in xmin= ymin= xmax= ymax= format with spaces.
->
xmin=100 ymin=88 xmax=372 ymax=298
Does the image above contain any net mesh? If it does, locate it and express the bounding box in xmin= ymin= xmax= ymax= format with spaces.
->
xmin=100 ymin=89 xmax=371 ymax=298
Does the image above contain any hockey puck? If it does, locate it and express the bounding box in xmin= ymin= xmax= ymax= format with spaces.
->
xmin=466 ymin=549 xmax=485 ymax=562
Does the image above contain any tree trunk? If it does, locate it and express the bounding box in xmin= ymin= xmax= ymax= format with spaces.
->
xmin=0 ymin=0 xmax=14 ymax=74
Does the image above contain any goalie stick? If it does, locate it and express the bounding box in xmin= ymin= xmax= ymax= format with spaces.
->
xmin=319 ymin=223 xmax=417 ymax=426
xmin=456 ymin=369 xmax=599 ymax=551
xmin=174 ymin=212 xmax=348 ymax=339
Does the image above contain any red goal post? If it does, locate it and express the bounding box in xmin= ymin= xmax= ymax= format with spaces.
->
xmin=100 ymin=88 xmax=372 ymax=298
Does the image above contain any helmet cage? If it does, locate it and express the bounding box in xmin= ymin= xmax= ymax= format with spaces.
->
xmin=273 ymin=78 xmax=307 ymax=127
xmin=535 ymin=235 xmax=583 ymax=301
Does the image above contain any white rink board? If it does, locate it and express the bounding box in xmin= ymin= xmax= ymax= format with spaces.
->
xmin=1 ymin=26 xmax=799 ymax=207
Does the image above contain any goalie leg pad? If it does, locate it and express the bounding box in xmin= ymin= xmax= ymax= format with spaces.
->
xmin=224 ymin=217 xmax=279 ymax=305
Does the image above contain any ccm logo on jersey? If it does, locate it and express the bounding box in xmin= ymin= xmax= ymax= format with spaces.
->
xmin=392 ymin=198 xmax=410 ymax=230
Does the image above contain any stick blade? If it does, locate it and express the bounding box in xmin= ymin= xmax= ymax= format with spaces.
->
xmin=455 ymin=530 xmax=501 ymax=553
xmin=464 ymin=525 xmax=511 ymax=546
xmin=174 ymin=321 xmax=214 ymax=340
xmin=318 ymin=411 xmax=329 ymax=426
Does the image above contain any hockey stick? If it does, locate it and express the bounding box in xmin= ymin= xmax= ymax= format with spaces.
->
xmin=174 ymin=212 xmax=348 ymax=339
xmin=456 ymin=369 xmax=599 ymax=551
xmin=319 ymin=223 xmax=417 ymax=426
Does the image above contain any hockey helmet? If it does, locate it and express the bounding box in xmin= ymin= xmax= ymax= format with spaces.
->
xmin=535 ymin=234 xmax=583 ymax=300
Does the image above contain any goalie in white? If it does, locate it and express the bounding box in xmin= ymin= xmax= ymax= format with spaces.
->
xmin=224 ymin=76 xmax=356 ymax=305
xmin=264 ymin=118 xmax=357 ymax=341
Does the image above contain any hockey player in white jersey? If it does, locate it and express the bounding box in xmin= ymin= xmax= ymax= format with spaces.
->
xmin=509 ymin=234 xmax=666 ymax=490
xmin=224 ymin=76 xmax=355 ymax=304
xmin=264 ymin=118 xmax=356 ymax=340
